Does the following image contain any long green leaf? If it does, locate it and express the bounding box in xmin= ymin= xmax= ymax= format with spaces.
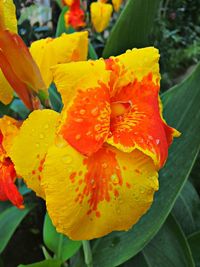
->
xmin=18 ymin=259 xmax=62 ymax=267
xmin=188 ymin=231 xmax=200 ymax=267
xmin=103 ymin=0 xmax=160 ymax=58
xmin=123 ymin=215 xmax=195 ymax=267
xmin=172 ymin=180 xmax=200 ymax=235
xmin=43 ymin=213 xmax=81 ymax=262
xmin=0 ymin=206 xmax=32 ymax=253
xmin=91 ymin=63 xmax=200 ymax=266
xmin=56 ymin=6 xmax=74 ymax=37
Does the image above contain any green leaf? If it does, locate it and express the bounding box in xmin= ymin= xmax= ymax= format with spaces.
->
xmin=18 ymin=259 xmax=62 ymax=267
xmin=49 ymin=84 xmax=63 ymax=112
xmin=10 ymin=99 xmax=30 ymax=119
xmin=172 ymin=180 xmax=200 ymax=235
xmin=88 ymin=42 xmax=98 ymax=60
xmin=0 ymin=206 xmax=32 ymax=253
xmin=91 ymin=63 xmax=200 ymax=266
xmin=56 ymin=6 xmax=74 ymax=37
xmin=103 ymin=0 xmax=160 ymax=58
xmin=43 ymin=213 xmax=81 ymax=262
xmin=188 ymin=231 xmax=200 ymax=267
xmin=123 ymin=215 xmax=195 ymax=267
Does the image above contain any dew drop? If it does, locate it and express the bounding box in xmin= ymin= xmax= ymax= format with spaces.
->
xmin=36 ymin=143 xmax=40 ymax=148
xmin=102 ymin=162 xmax=107 ymax=169
xmin=111 ymin=174 xmax=119 ymax=185
xmin=156 ymin=139 xmax=160 ymax=145
xmin=79 ymin=109 xmax=86 ymax=115
xmin=75 ymin=134 xmax=81 ymax=140
xmin=139 ymin=187 xmax=145 ymax=194
xmin=39 ymin=134 xmax=44 ymax=139
xmin=74 ymin=118 xmax=83 ymax=123
xmin=91 ymin=107 xmax=99 ymax=117
xmin=86 ymin=131 xmax=92 ymax=136
xmin=62 ymin=155 xmax=72 ymax=164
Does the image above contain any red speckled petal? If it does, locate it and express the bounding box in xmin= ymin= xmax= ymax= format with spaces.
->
xmin=107 ymin=74 xmax=178 ymax=169
xmin=42 ymin=141 xmax=158 ymax=240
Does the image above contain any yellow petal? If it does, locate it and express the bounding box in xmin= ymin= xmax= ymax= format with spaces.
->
xmin=90 ymin=2 xmax=113 ymax=33
xmin=112 ymin=0 xmax=123 ymax=12
xmin=0 ymin=0 xmax=17 ymax=32
xmin=52 ymin=59 xmax=109 ymax=107
xmin=0 ymin=70 xmax=13 ymax=105
xmin=116 ymin=47 xmax=160 ymax=84
xmin=10 ymin=110 xmax=60 ymax=198
xmin=0 ymin=115 xmax=20 ymax=155
xmin=42 ymin=141 xmax=158 ymax=240
xmin=30 ymin=32 xmax=88 ymax=89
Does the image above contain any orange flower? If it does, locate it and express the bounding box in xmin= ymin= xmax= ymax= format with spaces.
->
xmin=10 ymin=48 xmax=180 ymax=240
xmin=64 ymin=0 xmax=85 ymax=29
xmin=0 ymin=30 xmax=45 ymax=109
xmin=0 ymin=116 xmax=24 ymax=208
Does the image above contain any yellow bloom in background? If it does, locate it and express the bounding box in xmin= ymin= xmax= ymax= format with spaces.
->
xmin=90 ymin=2 xmax=113 ymax=33
xmin=10 ymin=48 xmax=180 ymax=240
xmin=112 ymin=0 xmax=123 ymax=12
xmin=0 ymin=0 xmax=88 ymax=108
xmin=30 ymin=32 xmax=88 ymax=89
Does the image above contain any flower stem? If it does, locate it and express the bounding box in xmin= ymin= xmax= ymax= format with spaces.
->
xmin=82 ymin=240 xmax=93 ymax=267
xmin=57 ymin=234 xmax=64 ymax=259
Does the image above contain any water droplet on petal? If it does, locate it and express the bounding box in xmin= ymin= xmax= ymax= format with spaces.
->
xmin=156 ymin=139 xmax=160 ymax=145
xmin=39 ymin=134 xmax=44 ymax=139
xmin=74 ymin=118 xmax=83 ymax=123
xmin=91 ymin=107 xmax=99 ymax=117
xmin=102 ymin=163 xmax=107 ymax=169
xmin=75 ymin=134 xmax=81 ymax=140
xmin=79 ymin=109 xmax=86 ymax=115
xmin=62 ymin=155 xmax=72 ymax=164
xmin=111 ymin=174 xmax=119 ymax=185
xmin=36 ymin=143 xmax=40 ymax=148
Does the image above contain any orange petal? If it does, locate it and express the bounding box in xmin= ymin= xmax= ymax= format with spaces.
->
xmin=0 ymin=49 xmax=33 ymax=109
xmin=42 ymin=142 xmax=158 ymax=240
xmin=107 ymin=74 xmax=177 ymax=169
xmin=53 ymin=61 xmax=111 ymax=156
xmin=0 ymin=30 xmax=45 ymax=93
xmin=59 ymin=80 xmax=110 ymax=156
xmin=0 ymin=158 xmax=24 ymax=209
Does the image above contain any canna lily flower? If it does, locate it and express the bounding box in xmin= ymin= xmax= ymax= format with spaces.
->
xmin=10 ymin=48 xmax=180 ymax=240
xmin=112 ymin=0 xmax=123 ymax=12
xmin=0 ymin=116 xmax=24 ymax=208
xmin=64 ymin=0 xmax=85 ymax=29
xmin=0 ymin=0 xmax=88 ymax=109
xmin=90 ymin=0 xmax=113 ymax=33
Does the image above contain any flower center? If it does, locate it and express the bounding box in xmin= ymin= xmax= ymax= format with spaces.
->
xmin=110 ymin=100 xmax=133 ymax=118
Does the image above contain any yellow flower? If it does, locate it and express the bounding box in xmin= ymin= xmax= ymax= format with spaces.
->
xmin=10 ymin=48 xmax=180 ymax=240
xmin=29 ymin=32 xmax=88 ymax=89
xmin=112 ymin=0 xmax=123 ymax=12
xmin=90 ymin=2 xmax=113 ymax=33
xmin=0 ymin=0 xmax=88 ymax=108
